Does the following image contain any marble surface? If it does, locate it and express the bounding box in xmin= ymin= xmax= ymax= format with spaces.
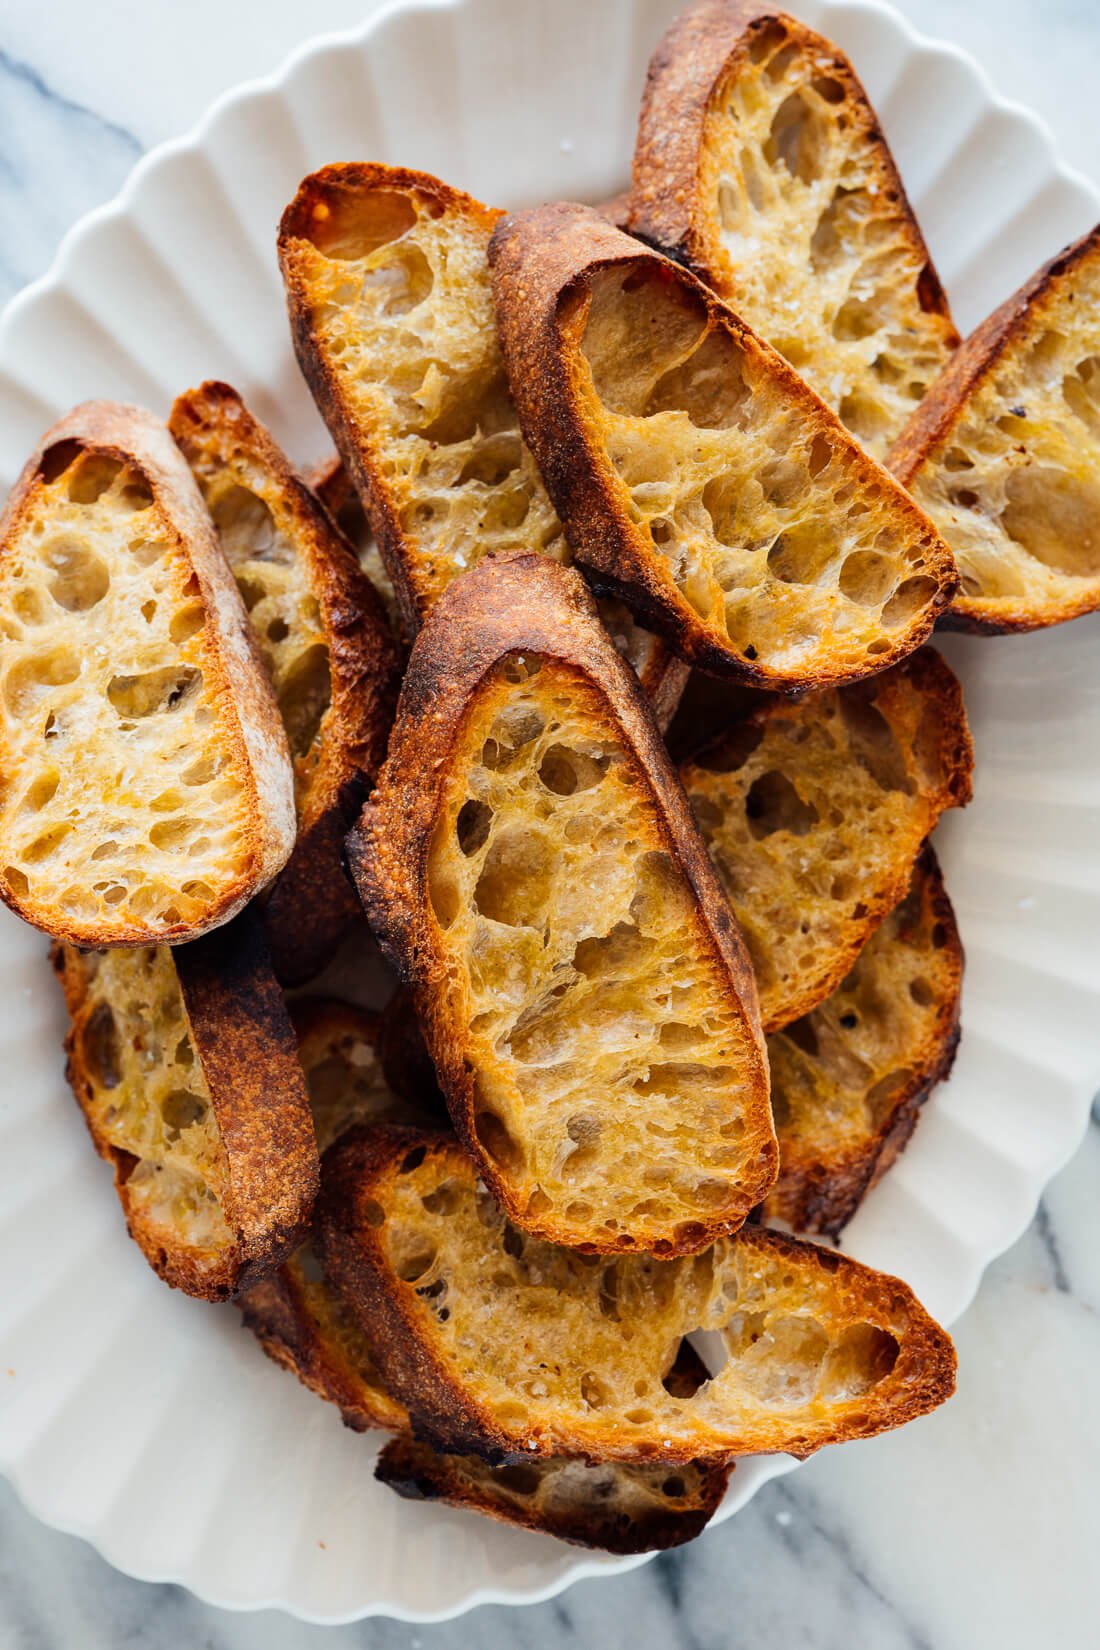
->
xmin=0 ymin=0 xmax=1097 ymax=1643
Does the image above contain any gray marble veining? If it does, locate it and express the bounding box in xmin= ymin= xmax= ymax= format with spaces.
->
xmin=0 ymin=1 xmax=1097 ymax=1646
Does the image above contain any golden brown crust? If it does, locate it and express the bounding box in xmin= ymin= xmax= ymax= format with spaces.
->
xmin=762 ymin=847 xmax=963 ymax=1238
xmin=627 ymin=3 xmax=955 ymax=453
xmin=315 ymin=1124 xmax=957 ymax=1464
xmin=889 ymin=224 xmax=1100 ymax=632
xmin=169 ymin=382 xmax=401 ymax=985
xmin=680 ymin=646 xmax=972 ymax=1030
xmin=488 ymin=202 xmax=956 ymax=689
xmin=0 ymin=400 xmax=296 ymax=945
xmin=347 ymin=551 xmax=774 ymax=1254
xmin=375 ymin=1434 xmax=733 ymax=1554
xmin=53 ymin=911 xmax=317 ymax=1299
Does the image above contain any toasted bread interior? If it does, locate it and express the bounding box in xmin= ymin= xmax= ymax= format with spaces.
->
xmin=680 ymin=650 xmax=970 ymax=1029
xmin=425 ymin=652 xmax=773 ymax=1251
xmin=765 ymin=852 xmax=962 ymax=1233
xmin=338 ymin=1133 xmax=950 ymax=1459
xmin=62 ymin=945 xmax=232 ymax=1256
xmin=570 ymin=259 xmax=946 ymax=677
xmin=292 ymin=999 xmax=438 ymax=1153
xmin=0 ymin=448 xmax=252 ymax=933
xmin=689 ymin=14 xmax=956 ymax=453
xmin=898 ymin=240 xmax=1100 ymax=623
xmin=174 ymin=427 xmax=331 ymax=814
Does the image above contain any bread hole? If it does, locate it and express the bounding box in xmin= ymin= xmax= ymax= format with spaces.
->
xmin=161 ymin=1089 xmax=206 ymax=1137
xmin=812 ymin=75 xmax=846 ymax=103
xmin=168 ymin=604 xmax=204 ymax=646
xmin=149 ymin=817 xmax=198 ymax=852
xmin=943 ymin=447 xmax=974 ymax=472
xmin=265 ymin=616 xmax=289 ymax=644
xmin=725 ymin=1312 xmax=829 ymax=1403
xmin=526 ymin=1187 xmax=551 ymax=1219
xmin=127 ymin=536 xmax=164 ymax=568
xmin=394 ymin=1240 xmax=436 ymax=1285
xmin=474 ymin=825 xmax=553 ymax=927
xmin=499 ymin=655 xmax=543 ymax=686
xmin=645 ymin=329 xmax=750 ymax=430
xmin=819 ymin=1322 xmax=899 ymax=1399
xmin=118 ymin=475 xmax=154 ymax=512
xmin=662 ymin=1476 xmax=687 ymax=1499
xmin=566 ymin=1200 xmax=594 ymax=1222
xmin=81 ymin=1002 xmax=121 ymax=1089
xmin=747 ymin=18 xmax=787 ymax=63
xmin=420 ymin=371 xmax=514 ymax=446
xmin=211 ymin=484 xmax=290 ymax=568
xmin=766 ymin=523 xmax=828 ymax=585
xmin=537 ymin=743 xmax=608 ymax=796
xmin=838 ymin=690 xmax=912 ymax=793
xmin=580 ymin=1372 xmax=609 ymax=1408
xmin=399 ymin=1146 xmax=427 ymax=1175
xmin=765 ymin=90 xmax=825 ymax=185
xmin=107 ymin=665 xmax=201 ymax=720
xmin=838 ymin=551 xmax=896 ymax=606
xmin=1062 ymin=357 xmax=1100 ymax=437
xmin=950 ymin=488 xmax=979 ymax=510
xmin=452 ymin=798 xmax=493 ymax=859
xmin=140 ymin=600 xmax=156 ymax=623
xmin=360 ymin=242 xmax=434 ymax=316
xmin=301 ymin=184 xmax=418 ymax=259
xmin=100 ymin=884 xmax=127 ymax=906
xmin=493 ymin=1463 xmax=542 ymax=1496
xmin=866 ymin=1069 xmax=909 ymax=1125
xmin=23 ymin=823 xmax=72 ymax=863
xmin=19 ymin=771 xmax=59 ymax=814
xmin=784 ymin=1016 xmax=819 ymax=1058
xmin=832 ymin=296 xmax=880 ymax=342
xmin=42 ymin=537 xmax=110 ymax=611
xmin=625 ymin=1408 xmax=655 ymax=1426
xmin=580 ymin=262 xmax=708 ymax=417
xmin=866 ymin=638 xmax=891 ymax=656
xmin=473 ymin=1104 xmax=525 ymax=1177
xmin=66 ymin=454 xmax=123 ymax=505
xmin=39 ymin=439 xmax=82 ymax=486
xmin=880 ymin=575 xmax=938 ymax=628
xmin=278 ymin=643 xmax=331 ymax=758
xmin=181 ymin=754 xmax=218 ymax=787
xmin=361 ymin=1198 xmax=386 ymax=1228
xmin=4 ymin=650 xmax=80 ymax=714
xmin=456 ymin=433 xmax=522 ymax=488
xmin=3 ymin=866 xmax=29 ymax=899
xmin=174 ymin=1038 xmax=194 ymax=1068
xmin=417 ymin=1181 xmax=461 ymax=1221
xmin=909 ymin=975 xmax=935 ymax=1008
xmin=181 ymin=879 xmax=213 ymax=904
xmin=764 ymin=40 xmax=799 ymax=79
xmin=1000 ymin=465 xmax=1100 ymax=577
xmin=744 ymin=770 xmax=819 ymax=838
xmin=694 ymin=720 xmax=764 ymax=775
xmin=661 ymin=1338 xmax=709 ymax=1399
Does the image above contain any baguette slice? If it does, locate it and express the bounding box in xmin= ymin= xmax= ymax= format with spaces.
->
xmin=169 ymin=383 xmax=401 ymax=985
xmin=316 ymin=1123 xmax=956 ymax=1463
xmin=375 ymin=1420 xmax=732 ymax=1555
xmin=679 ymin=646 xmax=972 ymax=1029
xmin=0 ymin=401 xmax=295 ymax=945
xmin=348 ymin=551 xmax=775 ymax=1255
xmin=278 ymin=167 xmax=687 ymax=728
xmin=240 ymin=997 xmax=437 ymax=1430
xmin=890 ymin=224 xmax=1100 ymax=631
xmin=628 ymin=2 xmax=958 ymax=457
xmin=489 ymin=203 xmax=956 ymax=688
xmin=764 ymin=848 xmax=962 ymax=1237
xmin=52 ymin=911 xmax=317 ymax=1299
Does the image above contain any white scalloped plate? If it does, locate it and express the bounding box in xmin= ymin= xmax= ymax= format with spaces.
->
xmin=0 ymin=0 xmax=1097 ymax=1624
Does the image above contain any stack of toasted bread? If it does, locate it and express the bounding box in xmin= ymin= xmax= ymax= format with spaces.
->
xmin=3 ymin=0 xmax=1094 ymax=1559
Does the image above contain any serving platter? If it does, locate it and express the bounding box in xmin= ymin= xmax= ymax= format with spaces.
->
xmin=0 ymin=0 xmax=1097 ymax=1622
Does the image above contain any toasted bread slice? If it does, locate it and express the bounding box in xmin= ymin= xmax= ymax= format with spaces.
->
xmin=489 ymin=203 xmax=956 ymax=688
xmin=0 ymin=402 xmax=295 ymax=945
xmin=376 ymin=1428 xmax=732 ymax=1555
xmin=278 ymin=167 xmax=687 ymax=727
xmin=628 ymin=2 xmax=958 ymax=457
xmin=890 ymin=225 xmax=1100 ymax=631
xmin=240 ymin=997 xmax=436 ymax=1429
xmin=348 ymin=552 xmax=774 ymax=1256
xmin=316 ymin=1123 xmax=955 ymax=1463
xmin=307 ymin=451 xmax=404 ymax=641
xmin=52 ymin=912 xmax=317 ymax=1299
xmin=764 ymin=849 xmax=962 ymax=1238
xmin=169 ymin=383 xmax=401 ymax=985
xmin=679 ymin=647 xmax=971 ymax=1030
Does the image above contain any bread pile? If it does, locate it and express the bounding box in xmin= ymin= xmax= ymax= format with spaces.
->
xmin=3 ymin=0 xmax=1094 ymax=1558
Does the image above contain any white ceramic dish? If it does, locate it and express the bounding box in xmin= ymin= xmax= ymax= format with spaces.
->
xmin=0 ymin=0 xmax=1098 ymax=1623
